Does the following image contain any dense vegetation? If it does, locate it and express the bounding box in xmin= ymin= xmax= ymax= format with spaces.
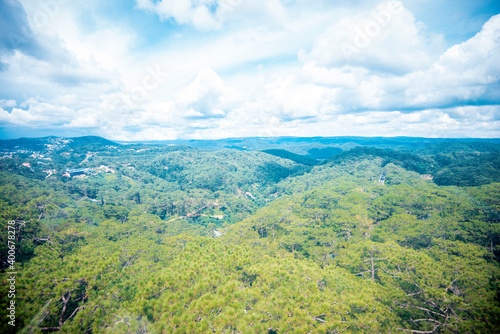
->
xmin=0 ymin=136 xmax=499 ymax=333
xmin=261 ymin=150 xmax=318 ymax=166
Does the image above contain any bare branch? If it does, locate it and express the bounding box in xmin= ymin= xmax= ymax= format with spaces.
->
xmin=406 ymin=292 xmax=423 ymax=297
xmin=66 ymin=305 xmax=87 ymax=323
xmin=59 ymin=292 xmax=71 ymax=327
xmin=412 ymin=305 xmax=446 ymax=318
xmin=397 ymin=325 xmax=440 ymax=333
xmin=313 ymin=314 xmax=326 ymax=323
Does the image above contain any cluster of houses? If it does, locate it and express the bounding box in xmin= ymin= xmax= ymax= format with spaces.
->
xmin=63 ymin=168 xmax=89 ymax=178
xmin=1 ymin=143 xmax=118 ymax=180
xmin=63 ymin=165 xmax=116 ymax=178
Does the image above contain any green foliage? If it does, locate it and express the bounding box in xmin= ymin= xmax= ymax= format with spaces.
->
xmin=0 ymin=138 xmax=499 ymax=333
xmin=327 ymin=145 xmax=500 ymax=187
xmin=433 ymin=153 xmax=500 ymax=186
xmin=420 ymin=141 xmax=500 ymax=155
xmin=261 ymin=149 xmax=318 ymax=166
xmin=307 ymin=146 xmax=343 ymax=160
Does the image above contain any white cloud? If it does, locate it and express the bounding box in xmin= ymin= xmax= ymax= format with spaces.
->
xmin=258 ymin=76 xmax=333 ymax=120
xmin=230 ymin=0 xmax=288 ymax=27
xmin=296 ymin=13 xmax=500 ymax=114
xmin=135 ymin=0 xmax=227 ymax=30
xmin=302 ymin=1 xmax=445 ymax=74
xmin=400 ymin=14 xmax=500 ymax=109
xmin=176 ymin=68 xmax=240 ymax=118
xmin=1 ymin=0 xmax=499 ymax=140
xmin=135 ymin=0 xmax=288 ymax=30
xmin=0 ymin=99 xmax=75 ymax=126
xmin=0 ymin=100 xmax=17 ymax=108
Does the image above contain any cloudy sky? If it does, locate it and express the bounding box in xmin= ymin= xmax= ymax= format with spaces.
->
xmin=0 ymin=0 xmax=499 ymax=140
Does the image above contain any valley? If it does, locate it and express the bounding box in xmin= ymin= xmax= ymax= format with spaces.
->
xmin=0 ymin=136 xmax=499 ymax=333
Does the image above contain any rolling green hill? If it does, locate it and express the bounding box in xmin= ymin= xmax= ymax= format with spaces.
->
xmin=0 ymin=136 xmax=499 ymax=333
xmin=261 ymin=149 xmax=319 ymax=166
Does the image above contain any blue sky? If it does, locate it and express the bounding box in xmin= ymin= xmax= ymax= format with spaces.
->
xmin=0 ymin=0 xmax=499 ymax=140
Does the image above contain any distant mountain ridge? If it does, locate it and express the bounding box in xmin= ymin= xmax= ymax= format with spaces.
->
xmin=0 ymin=136 xmax=118 ymax=151
xmin=261 ymin=149 xmax=319 ymax=166
xmin=127 ymin=136 xmax=500 ymax=154
xmin=1 ymin=135 xmax=500 ymax=155
xmin=419 ymin=141 xmax=500 ymax=154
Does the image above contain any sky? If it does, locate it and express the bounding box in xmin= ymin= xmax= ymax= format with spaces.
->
xmin=0 ymin=0 xmax=499 ymax=140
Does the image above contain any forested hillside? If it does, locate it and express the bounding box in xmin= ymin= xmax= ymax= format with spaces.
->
xmin=0 ymin=136 xmax=499 ymax=333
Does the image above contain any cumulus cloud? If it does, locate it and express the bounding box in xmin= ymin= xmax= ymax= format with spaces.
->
xmin=401 ymin=14 xmax=500 ymax=109
xmin=0 ymin=0 xmax=117 ymax=107
xmin=297 ymin=12 xmax=500 ymax=114
xmin=0 ymin=0 xmax=49 ymax=61
xmin=176 ymin=68 xmax=240 ymax=118
xmin=257 ymin=76 xmax=334 ymax=121
xmin=135 ymin=0 xmax=288 ymax=30
xmin=0 ymin=99 xmax=16 ymax=108
xmin=0 ymin=0 xmax=499 ymax=140
xmin=0 ymin=99 xmax=75 ymax=126
xmin=135 ymin=0 xmax=231 ymax=30
xmin=187 ymin=106 xmax=500 ymax=140
xmin=301 ymin=1 xmax=445 ymax=74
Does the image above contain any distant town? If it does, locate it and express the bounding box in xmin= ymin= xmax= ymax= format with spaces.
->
xmin=0 ymin=137 xmax=124 ymax=180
